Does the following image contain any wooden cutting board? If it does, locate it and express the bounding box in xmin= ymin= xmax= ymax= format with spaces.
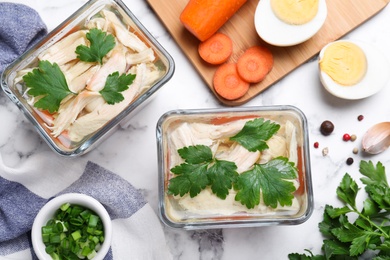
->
xmin=147 ymin=0 xmax=390 ymax=106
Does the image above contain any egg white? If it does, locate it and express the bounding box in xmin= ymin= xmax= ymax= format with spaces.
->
xmin=319 ymin=40 xmax=390 ymax=100
xmin=254 ymin=0 xmax=328 ymax=46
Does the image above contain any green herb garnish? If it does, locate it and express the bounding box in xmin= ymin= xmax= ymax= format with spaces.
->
xmin=168 ymin=145 xmax=238 ymax=199
xmin=75 ymin=28 xmax=115 ymax=64
xmin=234 ymin=157 xmax=298 ymax=209
xmin=41 ymin=203 xmax=104 ymax=260
xmin=230 ymin=118 xmax=280 ymax=152
xmin=23 ymin=60 xmax=75 ymax=113
xmin=168 ymin=119 xmax=299 ymax=209
xmin=288 ymin=160 xmax=390 ymax=259
xmin=99 ymin=72 xmax=136 ymax=105
xmin=23 ymin=61 xmax=135 ymax=112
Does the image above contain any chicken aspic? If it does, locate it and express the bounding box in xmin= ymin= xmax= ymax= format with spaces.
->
xmin=15 ymin=9 xmax=162 ymax=148
xmin=165 ymin=117 xmax=303 ymax=219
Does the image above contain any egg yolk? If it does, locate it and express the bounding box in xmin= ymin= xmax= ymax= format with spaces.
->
xmin=319 ymin=42 xmax=367 ymax=86
xmin=270 ymin=0 xmax=319 ymax=25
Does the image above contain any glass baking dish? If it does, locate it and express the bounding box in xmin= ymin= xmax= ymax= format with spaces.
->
xmin=1 ymin=0 xmax=174 ymax=156
xmin=156 ymin=106 xmax=313 ymax=229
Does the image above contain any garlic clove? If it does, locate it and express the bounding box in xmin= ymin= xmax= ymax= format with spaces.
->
xmin=361 ymin=122 xmax=390 ymax=154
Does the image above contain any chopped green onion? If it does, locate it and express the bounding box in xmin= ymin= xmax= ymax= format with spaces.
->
xmin=88 ymin=214 xmax=99 ymax=227
xmin=60 ymin=202 xmax=70 ymax=211
xmin=71 ymin=230 xmax=82 ymax=241
xmin=41 ymin=203 xmax=105 ymax=260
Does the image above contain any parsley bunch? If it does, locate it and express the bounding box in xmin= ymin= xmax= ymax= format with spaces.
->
xmin=168 ymin=118 xmax=299 ymax=209
xmin=289 ymin=160 xmax=390 ymax=260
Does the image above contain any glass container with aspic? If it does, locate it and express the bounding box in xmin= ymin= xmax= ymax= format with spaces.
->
xmin=157 ymin=106 xmax=313 ymax=229
xmin=1 ymin=0 xmax=174 ymax=156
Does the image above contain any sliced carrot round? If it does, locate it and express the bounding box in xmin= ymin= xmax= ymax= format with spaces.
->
xmin=198 ymin=33 xmax=233 ymax=65
xmin=213 ymin=63 xmax=250 ymax=100
xmin=237 ymin=45 xmax=274 ymax=83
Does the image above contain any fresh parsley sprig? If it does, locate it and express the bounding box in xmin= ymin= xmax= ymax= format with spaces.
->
xmin=234 ymin=157 xmax=298 ymax=209
xmin=230 ymin=118 xmax=281 ymax=152
xmin=23 ymin=60 xmax=75 ymax=113
xmin=288 ymin=160 xmax=390 ymax=259
xmin=168 ymin=145 xmax=238 ymax=199
xmin=100 ymin=72 xmax=136 ymax=105
xmin=75 ymin=28 xmax=115 ymax=64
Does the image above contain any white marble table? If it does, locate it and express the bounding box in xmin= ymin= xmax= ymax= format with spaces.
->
xmin=1 ymin=0 xmax=390 ymax=259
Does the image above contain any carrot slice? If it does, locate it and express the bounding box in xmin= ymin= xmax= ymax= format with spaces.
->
xmin=180 ymin=0 xmax=247 ymax=41
xmin=213 ymin=63 xmax=250 ymax=100
xmin=237 ymin=46 xmax=274 ymax=83
xmin=198 ymin=33 xmax=233 ymax=65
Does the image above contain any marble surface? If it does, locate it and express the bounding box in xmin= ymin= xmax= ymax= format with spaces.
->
xmin=1 ymin=0 xmax=390 ymax=259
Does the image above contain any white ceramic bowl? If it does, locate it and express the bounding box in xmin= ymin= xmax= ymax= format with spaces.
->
xmin=31 ymin=193 xmax=112 ymax=260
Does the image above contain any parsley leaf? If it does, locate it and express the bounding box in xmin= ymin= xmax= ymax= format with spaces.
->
xmin=178 ymin=145 xmax=213 ymax=164
xmin=230 ymin=118 xmax=280 ymax=152
xmin=168 ymin=145 xmax=238 ymax=199
xmin=337 ymin=173 xmax=359 ymax=208
xmin=208 ymin=159 xmax=238 ymax=199
xmin=99 ymin=72 xmax=136 ymax=105
xmin=23 ymin=60 xmax=74 ymax=113
xmin=75 ymin=28 xmax=115 ymax=64
xmin=169 ymin=163 xmax=210 ymax=198
xmin=360 ymin=160 xmax=390 ymax=211
xmin=288 ymin=252 xmax=325 ymax=260
xmin=234 ymin=157 xmax=298 ymax=209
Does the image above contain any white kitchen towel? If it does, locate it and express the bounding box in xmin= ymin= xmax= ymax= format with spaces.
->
xmin=0 ymin=152 xmax=172 ymax=260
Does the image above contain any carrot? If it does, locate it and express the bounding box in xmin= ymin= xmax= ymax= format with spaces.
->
xmin=180 ymin=0 xmax=247 ymax=42
xmin=210 ymin=115 xmax=257 ymax=125
xmin=213 ymin=63 xmax=250 ymax=100
xmin=198 ymin=33 xmax=233 ymax=65
xmin=236 ymin=46 xmax=274 ymax=83
xmin=294 ymin=147 xmax=305 ymax=196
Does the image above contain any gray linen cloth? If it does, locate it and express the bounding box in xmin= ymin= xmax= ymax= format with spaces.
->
xmin=0 ymin=3 xmax=47 ymax=74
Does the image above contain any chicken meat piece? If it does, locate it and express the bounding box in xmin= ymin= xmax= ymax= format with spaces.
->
xmin=39 ymin=30 xmax=87 ymax=65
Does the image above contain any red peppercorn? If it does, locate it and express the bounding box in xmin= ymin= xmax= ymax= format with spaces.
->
xmin=343 ymin=134 xmax=351 ymax=141
xmin=314 ymin=142 xmax=319 ymax=148
xmin=357 ymin=115 xmax=364 ymax=121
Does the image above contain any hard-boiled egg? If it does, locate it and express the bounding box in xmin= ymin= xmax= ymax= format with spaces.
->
xmin=254 ymin=0 xmax=327 ymax=46
xmin=319 ymin=40 xmax=390 ymax=100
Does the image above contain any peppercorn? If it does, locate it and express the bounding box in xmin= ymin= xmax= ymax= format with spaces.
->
xmin=314 ymin=142 xmax=319 ymax=148
xmin=343 ymin=133 xmax=351 ymax=141
xmin=320 ymin=120 xmax=334 ymax=136
xmin=353 ymin=147 xmax=359 ymax=154
xmin=346 ymin=157 xmax=354 ymax=165
xmin=322 ymin=147 xmax=329 ymax=156
xmin=350 ymin=134 xmax=357 ymax=142
xmin=357 ymin=115 xmax=364 ymax=121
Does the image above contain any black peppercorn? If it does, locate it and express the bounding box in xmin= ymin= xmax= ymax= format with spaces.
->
xmin=320 ymin=120 xmax=334 ymax=136
xmin=346 ymin=157 xmax=354 ymax=165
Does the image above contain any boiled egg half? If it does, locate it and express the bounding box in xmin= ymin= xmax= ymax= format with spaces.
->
xmin=254 ymin=0 xmax=327 ymax=46
xmin=319 ymin=40 xmax=390 ymax=100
